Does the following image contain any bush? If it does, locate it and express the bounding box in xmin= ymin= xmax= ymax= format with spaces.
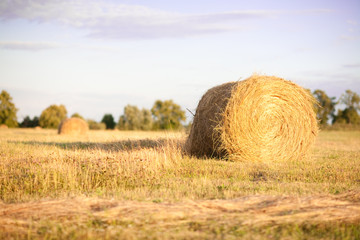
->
xmin=87 ymin=119 xmax=106 ymax=130
xmin=20 ymin=116 xmax=39 ymax=128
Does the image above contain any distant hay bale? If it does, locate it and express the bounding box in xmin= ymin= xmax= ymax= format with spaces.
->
xmin=185 ymin=75 xmax=318 ymax=162
xmin=58 ymin=117 xmax=89 ymax=135
xmin=34 ymin=126 xmax=42 ymax=130
xmin=0 ymin=124 xmax=8 ymax=129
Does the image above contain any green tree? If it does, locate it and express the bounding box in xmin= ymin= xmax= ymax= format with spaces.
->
xmin=101 ymin=114 xmax=116 ymax=129
xmin=118 ymin=105 xmax=153 ymax=130
xmin=117 ymin=115 xmax=126 ymax=130
xmin=333 ymin=90 xmax=360 ymax=125
xmin=71 ymin=113 xmax=84 ymax=119
xmin=141 ymin=109 xmax=153 ymax=130
xmin=20 ymin=116 xmax=39 ymax=128
xmin=151 ymin=100 xmax=186 ymax=130
xmin=0 ymin=90 xmax=18 ymax=127
xmin=333 ymin=108 xmax=360 ymax=125
xmin=339 ymin=90 xmax=360 ymax=110
xmin=313 ymin=90 xmax=336 ymax=125
xmin=39 ymin=104 xmax=67 ymax=129
xmin=120 ymin=105 xmax=142 ymax=130
xmin=87 ymin=119 xmax=106 ymax=130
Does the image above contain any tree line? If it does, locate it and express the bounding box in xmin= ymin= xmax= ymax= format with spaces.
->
xmin=0 ymin=90 xmax=187 ymax=130
xmin=313 ymin=89 xmax=360 ymax=126
xmin=1 ymin=89 xmax=359 ymax=130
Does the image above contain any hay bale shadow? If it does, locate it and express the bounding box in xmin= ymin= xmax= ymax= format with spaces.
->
xmin=10 ymin=138 xmax=171 ymax=152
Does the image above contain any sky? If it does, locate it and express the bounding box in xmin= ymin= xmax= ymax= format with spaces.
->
xmin=0 ymin=0 xmax=359 ymax=123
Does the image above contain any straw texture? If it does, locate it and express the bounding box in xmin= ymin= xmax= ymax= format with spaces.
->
xmin=185 ymin=75 xmax=318 ymax=161
xmin=58 ymin=117 xmax=89 ymax=135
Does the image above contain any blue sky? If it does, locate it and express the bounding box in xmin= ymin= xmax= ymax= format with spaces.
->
xmin=1 ymin=0 xmax=359 ymax=122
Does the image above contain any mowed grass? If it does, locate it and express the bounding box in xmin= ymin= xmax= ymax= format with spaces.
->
xmin=0 ymin=129 xmax=359 ymax=239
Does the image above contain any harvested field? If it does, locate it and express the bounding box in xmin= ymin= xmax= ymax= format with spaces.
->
xmin=0 ymin=129 xmax=359 ymax=239
xmin=1 ymin=193 xmax=359 ymax=239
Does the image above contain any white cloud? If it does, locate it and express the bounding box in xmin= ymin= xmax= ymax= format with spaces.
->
xmin=340 ymin=35 xmax=360 ymax=41
xmin=343 ymin=64 xmax=360 ymax=68
xmin=0 ymin=41 xmax=61 ymax=51
xmin=0 ymin=0 xmax=256 ymax=39
xmin=347 ymin=20 xmax=359 ymax=26
xmin=0 ymin=0 xmax=332 ymax=40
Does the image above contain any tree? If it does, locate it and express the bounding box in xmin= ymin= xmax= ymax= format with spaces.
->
xmin=0 ymin=90 xmax=18 ymax=127
xmin=312 ymin=90 xmax=336 ymax=125
xmin=141 ymin=109 xmax=153 ymax=130
xmin=119 ymin=105 xmax=142 ymax=130
xmin=20 ymin=116 xmax=39 ymax=128
xmin=87 ymin=119 xmax=106 ymax=130
xmin=101 ymin=114 xmax=116 ymax=129
xmin=339 ymin=90 xmax=360 ymax=110
xmin=117 ymin=115 xmax=126 ymax=130
xmin=118 ymin=105 xmax=153 ymax=130
xmin=71 ymin=113 xmax=84 ymax=119
xmin=333 ymin=108 xmax=360 ymax=125
xmin=151 ymin=100 xmax=186 ymax=130
xmin=39 ymin=104 xmax=67 ymax=129
xmin=333 ymin=90 xmax=360 ymax=125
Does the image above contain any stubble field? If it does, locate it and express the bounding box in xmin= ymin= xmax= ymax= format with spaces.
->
xmin=0 ymin=129 xmax=359 ymax=239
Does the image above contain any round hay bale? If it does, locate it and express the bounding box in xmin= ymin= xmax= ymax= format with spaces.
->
xmin=58 ymin=117 xmax=89 ymax=135
xmin=0 ymin=124 xmax=8 ymax=129
xmin=34 ymin=126 xmax=42 ymax=130
xmin=185 ymin=75 xmax=318 ymax=161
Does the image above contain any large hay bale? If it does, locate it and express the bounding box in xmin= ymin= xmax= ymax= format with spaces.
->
xmin=185 ymin=75 xmax=318 ymax=161
xmin=58 ymin=117 xmax=89 ymax=135
xmin=0 ymin=124 xmax=8 ymax=129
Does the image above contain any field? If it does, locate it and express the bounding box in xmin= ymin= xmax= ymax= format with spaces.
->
xmin=0 ymin=129 xmax=359 ymax=239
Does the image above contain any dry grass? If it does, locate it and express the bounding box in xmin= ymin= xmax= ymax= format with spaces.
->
xmin=0 ymin=128 xmax=359 ymax=239
xmin=1 ymin=193 xmax=359 ymax=239
xmin=186 ymin=75 xmax=318 ymax=162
